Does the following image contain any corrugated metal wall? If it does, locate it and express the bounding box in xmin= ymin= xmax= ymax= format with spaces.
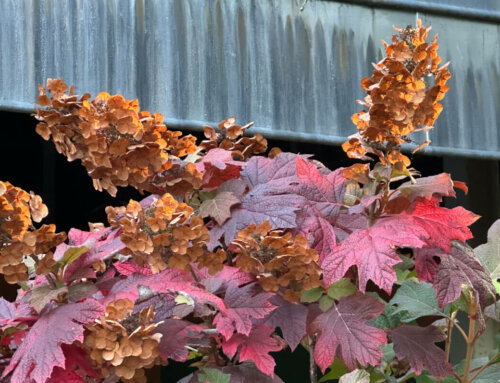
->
xmin=1 ymin=0 xmax=500 ymax=158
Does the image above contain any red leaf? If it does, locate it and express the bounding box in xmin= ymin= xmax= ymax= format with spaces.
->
xmin=403 ymin=198 xmax=479 ymax=252
xmin=47 ymin=345 xmax=99 ymax=382
xmin=264 ymin=295 xmax=308 ymax=351
xmin=321 ymin=218 xmax=427 ymax=292
xmin=391 ymin=325 xmax=453 ymax=378
xmin=309 ymin=293 xmax=386 ymax=372
xmin=196 ymin=149 xmax=245 ymax=189
xmin=113 ymin=261 xmax=152 ymax=276
xmin=156 ymin=319 xmax=206 ymax=362
xmin=296 ymin=211 xmax=337 ymax=263
xmin=214 ymin=284 xmax=276 ymax=339
xmin=222 ymin=324 xmax=281 ymax=376
xmin=103 ymin=268 xmax=227 ymax=314
xmin=3 ymin=300 xmax=104 ymax=383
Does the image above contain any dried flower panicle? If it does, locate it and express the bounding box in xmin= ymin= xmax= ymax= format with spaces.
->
xmin=200 ymin=117 xmax=267 ymax=160
xmin=106 ymin=193 xmax=209 ymax=273
xmin=232 ymin=221 xmax=322 ymax=302
xmin=0 ymin=181 xmax=65 ymax=283
xmin=35 ymin=79 xmax=200 ymax=196
xmin=343 ymin=20 xmax=451 ymax=170
xmin=83 ymin=299 xmax=162 ymax=383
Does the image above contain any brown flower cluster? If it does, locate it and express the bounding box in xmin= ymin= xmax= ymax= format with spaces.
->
xmin=35 ymin=79 xmax=200 ymax=196
xmin=0 ymin=181 xmax=65 ymax=283
xmin=84 ymin=299 xmax=162 ymax=383
xmin=106 ymin=193 xmax=209 ymax=273
xmin=200 ymin=117 xmax=267 ymax=160
xmin=232 ymin=221 xmax=321 ymax=302
xmin=343 ymin=20 xmax=451 ymax=170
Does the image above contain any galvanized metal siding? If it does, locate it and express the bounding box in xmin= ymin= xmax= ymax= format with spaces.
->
xmin=1 ymin=0 xmax=500 ymax=158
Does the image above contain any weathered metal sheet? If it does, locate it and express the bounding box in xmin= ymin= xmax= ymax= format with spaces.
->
xmin=1 ymin=0 xmax=500 ymax=158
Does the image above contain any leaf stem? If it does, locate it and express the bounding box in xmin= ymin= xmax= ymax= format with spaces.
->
xmin=449 ymin=316 xmax=469 ymax=342
xmin=309 ymin=336 xmax=317 ymax=383
xmin=445 ymin=311 xmax=457 ymax=362
xmin=468 ymin=352 xmax=500 ymax=382
xmin=462 ymin=294 xmax=478 ymax=383
xmin=45 ymin=273 xmax=57 ymax=289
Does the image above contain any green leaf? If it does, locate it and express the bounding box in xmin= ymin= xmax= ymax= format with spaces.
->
xmin=198 ymin=368 xmax=230 ymax=383
xmin=372 ymin=304 xmax=407 ymax=329
xmin=454 ymin=356 xmax=500 ymax=383
xmin=475 ymin=220 xmax=500 ymax=280
xmin=389 ymin=280 xmax=448 ymax=322
xmin=327 ymin=278 xmax=357 ymax=300
xmin=30 ymin=284 xmax=68 ymax=313
xmin=319 ymin=295 xmax=334 ymax=312
xmin=319 ymin=358 xmax=348 ymax=382
xmin=493 ymin=279 xmax=500 ymax=295
xmin=62 ymin=246 xmax=89 ymax=266
xmin=198 ymin=191 xmax=215 ymax=202
xmin=301 ymin=287 xmax=324 ymax=303
xmin=380 ymin=343 xmax=395 ymax=363
xmin=338 ymin=369 xmax=370 ymax=383
xmin=416 ymin=373 xmax=458 ymax=383
xmin=67 ymin=282 xmax=99 ymax=302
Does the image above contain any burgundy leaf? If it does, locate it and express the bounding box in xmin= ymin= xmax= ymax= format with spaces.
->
xmin=113 ymin=261 xmax=152 ymax=276
xmin=156 ymin=319 xmax=207 ymax=362
xmin=433 ymin=241 xmax=495 ymax=312
xmin=264 ymin=295 xmax=308 ymax=351
xmin=222 ymin=324 xmax=282 ymax=376
xmin=321 ymin=217 xmax=427 ymax=292
xmin=241 ymin=153 xmax=300 ymax=188
xmin=3 ymin=300 xmax=104 ymax=383
xmin=414 ymin=248 xmax=440 ymax=282
xmin=180 ymin=362 xmax=284 ymax=383
xmin=200 ymin=191 xmax=241 ymax=225
xmin=214 ymin=284 xmax=276 ymax=339
xmin=296 ymin=211 xmax=337 ymax=263
xmin=309 ymin=293 xmax=386 ymax=372
xmin=391 ymin=325 xmax=453 ymax=378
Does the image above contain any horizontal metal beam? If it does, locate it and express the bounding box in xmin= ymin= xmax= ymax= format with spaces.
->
xmin=3 ymin=101 xmax=500 ymax=161
xmin=330 ymin=0 xmax=500 ymax=24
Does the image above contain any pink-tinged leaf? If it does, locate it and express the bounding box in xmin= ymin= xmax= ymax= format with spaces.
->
xmin=242 ymin=153 xmax=300 ymax=188
xmin=47 ymin=368 xmax=85 ymax=383
xmin=192 ymin=264 xmax=255 ymax=294
xmin=432 ymin=242 xmax=495 ymax=313
xmin=403 ymin=198 xmax=479 ymax=252
xmin=67 ymin=227 xmax=113 ymax=246
xmin=103 ymin=269 xmax=226 ymax=314
xmin=222 ymin=324 xmax=281 ymax=376
xmin=296 ymin=156 xmax=345 ymax=203
xmin=196 ymin=149 xmax=246 ymax=189
xmin=296 ymin=211 xmax=337 ymax=263
xmin=200 ymin=191 xmax=241 ymax=225
xmin=414 ymin=248 xmax=440 ymax=282
xmin=264 ymin=295 xmax=308 ymax=351
xmin=396 ymin=173 xmax=455 ymax=200
xmin=214 ymin=284 xmax=276 ymax=339
xmin=156 ymin=319 xmax=207 ymax=362
xmin=3 ymin=300 xmax=104 ymax=383
xmin=391 ymin=325 xmax=453 ymax=378
xmin=309 ymin=293 xmax=386 ymax=372
xmin=321 ymin=218 xmax=427 ymax=292
xmin=113 ymin=261 xmax=152 ymax=276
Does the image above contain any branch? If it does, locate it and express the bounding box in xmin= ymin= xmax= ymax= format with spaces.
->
xmin=309 ymin=336 xmax=317 ymax=383
xmin=468 ymin=352 xmax=500 ymax=382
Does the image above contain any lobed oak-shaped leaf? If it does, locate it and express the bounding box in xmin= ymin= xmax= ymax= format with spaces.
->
xmin=309 ymin=293 xmax=386 ymax=372
xmin=196 ymin=148 xmax=246 ymax=190
xmin=391 ymin=325 xmax=453 ymax=378
xmin=3 ymin=300 xmax=104 ymax=383
xmin=396 ymin=173 xmax=456 ymax=201
xmin=264 ymin=295 xmax=308 ymax=351
xmin=214 ymin=283 xmax=276 ymax=339
xmin=389 ymin=280 xmax=448 ymax=322
xmin=222 ymin=324 xmax=281 ymax=376
xmin=200 ymin=191 xmax=241 ymax=225
xmin=338 ymin=369 xmax=370 ymax=383
xmin=321 ymin=217 xmax=427 ymax=292
xmin=156 ymin=318 xmax=207 ymax=362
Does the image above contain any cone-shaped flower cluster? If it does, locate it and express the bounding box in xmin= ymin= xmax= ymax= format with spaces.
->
xmin=343 ymin=20 xmax=451 ymax=170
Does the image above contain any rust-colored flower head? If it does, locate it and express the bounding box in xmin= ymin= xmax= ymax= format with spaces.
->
xmin=343 ymin=20 xmax=451 ymax=171
xmin=0 ymin=181 xmax=65 ymax=283
xmin=35 ymin=79 xmax=200 ymax=196
xmin=200 ymin=117 xmax=267 ymax=160
xmin=232 ymin=221 xmax=321 ymax=302
xmin=107 ymin=193 xmax=209 ymax=273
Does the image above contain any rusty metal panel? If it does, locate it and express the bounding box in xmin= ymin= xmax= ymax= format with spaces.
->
xmin=1 ymin=0 xmax=500 ymax=158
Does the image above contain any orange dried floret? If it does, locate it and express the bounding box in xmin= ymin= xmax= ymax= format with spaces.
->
xmin=35 ymin=79 xmax=200 ymax=196
xmin=343 ymin=20 xmax=451 ymax=170
xmin=231 ymin=221 xmax=321 ymax=302
xmin=107 ymin=193 xmax=209 ymax=274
